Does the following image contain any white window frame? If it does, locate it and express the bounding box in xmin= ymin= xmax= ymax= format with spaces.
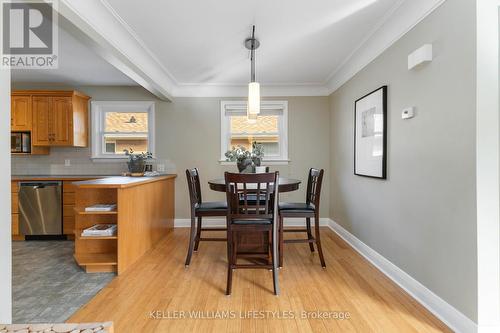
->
xmin=220 ymin=100 xmax=288 ymax=164
xmin=91 ymin=101 xmax=155 ymax=159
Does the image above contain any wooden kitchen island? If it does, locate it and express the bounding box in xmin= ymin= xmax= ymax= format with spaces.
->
xmin=73 ymin=175 xmax=176 ymax=274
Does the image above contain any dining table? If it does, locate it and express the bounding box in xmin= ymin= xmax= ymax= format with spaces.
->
xmin=208 ymin=177 xmax=301 ymax=193
xmin=208 ymin=176 xmax=301 ymax=262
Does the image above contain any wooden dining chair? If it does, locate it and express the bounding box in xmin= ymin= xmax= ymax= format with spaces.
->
xmin=225 ymin=172 xmax=280 ymax=295
xmin=185 ymin=168 xmax=227 ymax=267
xmin=278 ymin=168 xmax=326 ymax=268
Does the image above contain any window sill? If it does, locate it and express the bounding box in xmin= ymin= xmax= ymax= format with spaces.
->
xmin=219 ymin=160 xmax=290 ymax=166
xmin=91 ymin=157 xmax=128 ymax=163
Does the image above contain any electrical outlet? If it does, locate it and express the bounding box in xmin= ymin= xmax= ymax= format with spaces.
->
xmin=64 ymin=159 xmax=71 ymax=167
xmin=157 ymin=164 xmax=165 ymax=172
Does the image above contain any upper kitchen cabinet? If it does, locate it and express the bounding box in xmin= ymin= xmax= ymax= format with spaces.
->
xmin=14 ymin=90 xmax=91 ymax=147
xmin=11 ymin=95 xmax=32 ymax=131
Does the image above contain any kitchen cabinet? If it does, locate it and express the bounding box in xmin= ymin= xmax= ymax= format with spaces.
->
xmin=14 ymin=90 xmax=90 ymax=147
xmin=11 ymin=181 xmax=21 ymax=240
xmin=31 ymin=96 xmax=51 ymax=146
xmin=11 ymin=95 xmax=32 ymax=131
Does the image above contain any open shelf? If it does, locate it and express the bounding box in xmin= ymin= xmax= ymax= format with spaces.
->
xmin=75 ymin=208 xmax=117 ymax=215
xmin=77 ymin=235 xmax=117 ymax=240
xmin=74 ymin=253 xmax=117 ymax=266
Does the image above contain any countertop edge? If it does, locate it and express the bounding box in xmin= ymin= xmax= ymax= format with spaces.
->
xmin=73 ymin=174 xmax=177 ymax=189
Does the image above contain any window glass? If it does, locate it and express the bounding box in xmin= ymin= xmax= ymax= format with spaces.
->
xmin=104 ymin=112 xmax=148 ymax=132
xmin=229 ymin=115 xmax=280 ymax=156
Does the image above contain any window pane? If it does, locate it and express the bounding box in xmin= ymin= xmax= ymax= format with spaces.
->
xmin=230 ymin=115 xmax=278 ymax=134
xmin=105 ymin=142 xmax=116 ymax=153
xmin=229 ymin=115 xmax=280 ymax=157
xmin=104 ymin=134 xmax=148 ymax=154
xmin=104 ymin=112 xmax=148 ymax=132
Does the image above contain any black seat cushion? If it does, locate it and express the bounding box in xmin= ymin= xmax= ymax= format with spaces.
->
xmin=232 ymin=218 xmax=272 ymax=225
xmin=195 ymin=201 xmax=227 ymax=212
xmin=279 ymin=202 xmax=315 ymax=213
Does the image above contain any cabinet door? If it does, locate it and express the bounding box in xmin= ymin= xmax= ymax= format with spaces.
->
xmin=52 ymin=97 xmax=72 ymax=145
xmin=32 ymin=96 xmax=51 ymax=146
xmin=11 ymin=95 xmax=32 ymax=131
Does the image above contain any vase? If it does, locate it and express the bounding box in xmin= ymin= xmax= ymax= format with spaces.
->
xmin=127 ymin=159 xmax=146 ymax=173
xmin=237 ymin=157 xmax=262 ymax=173
xmin=237 ymin=158 xmax=254 ymax=173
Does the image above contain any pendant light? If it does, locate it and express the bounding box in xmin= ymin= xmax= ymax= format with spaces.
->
xmin=245 ymin=25 xmax=260 ymax=122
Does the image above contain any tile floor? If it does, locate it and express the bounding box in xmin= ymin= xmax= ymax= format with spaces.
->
xmin=12 ymin=240 xmax=114 ymax=323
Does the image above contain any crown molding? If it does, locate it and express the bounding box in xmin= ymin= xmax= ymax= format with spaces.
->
xmin=325 ymin=0 xmax=447 ymax=94
xmin=172 ymin=83 xmax=330 ymax=97
xmin=57 ymin=0 xmax=446 ymax=98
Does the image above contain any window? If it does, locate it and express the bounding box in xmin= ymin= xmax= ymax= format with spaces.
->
xmin=220 ymin=101 xmax=288 ymax=162
xmin=91 ymin=101 xmax=155 ymax=159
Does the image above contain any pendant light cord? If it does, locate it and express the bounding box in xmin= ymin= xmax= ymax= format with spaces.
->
xmin=250 ymin=25 xmax=256 ymax=82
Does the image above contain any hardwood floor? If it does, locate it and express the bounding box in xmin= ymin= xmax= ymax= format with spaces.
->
xmin=68 ymin=228 xmax=451 ymax=332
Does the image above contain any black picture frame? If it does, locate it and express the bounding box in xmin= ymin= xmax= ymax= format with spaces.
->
xmin=354 ymin=85 xmax=387 ymax=179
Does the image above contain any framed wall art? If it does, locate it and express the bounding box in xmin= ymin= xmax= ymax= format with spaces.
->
xmin=354 ymin=86 xmax=387 ymax=179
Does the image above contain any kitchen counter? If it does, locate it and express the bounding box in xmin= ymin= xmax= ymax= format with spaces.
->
xmin=73 ymin=174 xmax=176 ymax=274
xmin=73 ymin=175 xmax=176 ymax=189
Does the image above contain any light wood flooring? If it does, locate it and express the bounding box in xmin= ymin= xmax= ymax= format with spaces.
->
xmin=68 ymin=228 xmax=451 ymax=332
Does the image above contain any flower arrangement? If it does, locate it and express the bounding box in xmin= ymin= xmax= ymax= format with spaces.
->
xmin=225 ymin=142 xmax=264 ymax=173
xmin=123 ymin=148 xmax=153 ymax=174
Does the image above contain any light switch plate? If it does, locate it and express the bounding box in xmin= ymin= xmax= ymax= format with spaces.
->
xmin=64 ymin=159 xmax=71 ymax=167
xmin=402 ymin=107 xmax=415 ymax=119
xmin=157 ymin=164 xmax=165 ymax=172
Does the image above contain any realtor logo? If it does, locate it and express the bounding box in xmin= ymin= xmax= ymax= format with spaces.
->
xmin=1 ymin=0 xmax=58 ymax=68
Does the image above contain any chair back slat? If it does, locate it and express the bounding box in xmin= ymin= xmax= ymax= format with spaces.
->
xmin=306 ymin=168 xmax=324 ymax=209
xmin=225 ymin=172 xmax=279 ymax=220
xmin=186 ymin=168 xmax=202 ymax=208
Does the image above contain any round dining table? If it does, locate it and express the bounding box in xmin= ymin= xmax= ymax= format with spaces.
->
xmin=208 ymin=177 xmax=301 ymax=193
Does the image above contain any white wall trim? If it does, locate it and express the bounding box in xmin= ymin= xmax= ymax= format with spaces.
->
xmin=326 ymin=219 xmax=477 ymax=333
xmin=475 ymin=1 xmax=500 ymax=332
xmin=0 ymin=66 xmax=12 ymax=323
xmin=220 ymin=100 xmax=288 ymax=162
xmin=90 ymin=100 xmax=156 ymax=159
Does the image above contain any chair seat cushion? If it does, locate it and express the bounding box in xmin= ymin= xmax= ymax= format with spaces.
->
xmin=232 ymin=218 xmax=272 ymax=225
xmin=279 ymin=202 xmax=315 ymax=213
xmin=195 ymin=201 xmax=228 ymax=212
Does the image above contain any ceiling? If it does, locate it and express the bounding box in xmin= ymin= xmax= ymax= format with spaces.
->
xmin=12 ymin=0 xmax=444 ymax=97
xmin=104 ymin=0 xmax=400 ymax=86
xmin=11 ymin=15 xmax=135 ymax=86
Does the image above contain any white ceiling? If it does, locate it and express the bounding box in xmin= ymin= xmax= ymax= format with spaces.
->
xmin=104 ymin=0 xmax=400 ymax=86
xmin=13 ymin=0 xmax=445 ymax=97
xmin=11 ymin=16 xmax=135 ymax=86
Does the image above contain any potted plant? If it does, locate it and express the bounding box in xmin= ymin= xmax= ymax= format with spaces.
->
xmin=225 ymin=142 xmax=264 ymax=173
xmin=123 ymin=148 xmax=153 ymax=175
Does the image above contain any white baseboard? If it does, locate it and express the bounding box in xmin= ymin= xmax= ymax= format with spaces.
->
xmin=174 ymin=217 xmax=331 ymax=228
xmin=326 ymin=219 xmax=477 ymax=333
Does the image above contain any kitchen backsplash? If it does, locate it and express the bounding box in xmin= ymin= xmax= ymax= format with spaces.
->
xmin=12 ymin=147 xmax=176 ymax=176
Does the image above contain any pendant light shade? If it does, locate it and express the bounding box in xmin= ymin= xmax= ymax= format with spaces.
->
xmin=245 ymin=25 xmax=260 ymax=121
xmin=248 ymin=81 xmax=260 ymax=115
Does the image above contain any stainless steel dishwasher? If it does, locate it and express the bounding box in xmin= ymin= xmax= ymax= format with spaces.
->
xmin=18 ymin=181 xmax=62 ymax=237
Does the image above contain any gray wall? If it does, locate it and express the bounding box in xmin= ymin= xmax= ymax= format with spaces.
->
xmin=12 ymin=84 xmax=331 ymax=219
xmin=329 ymin=0 xmax=477 ymax=321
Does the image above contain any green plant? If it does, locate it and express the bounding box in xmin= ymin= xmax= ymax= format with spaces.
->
xmin=123 ymin=148 xmax=153 ymax=161
xmin=225 ymin=142 xmax=264 ymax=162
xmin=123 ymin=148 xmax=153 ymax=173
